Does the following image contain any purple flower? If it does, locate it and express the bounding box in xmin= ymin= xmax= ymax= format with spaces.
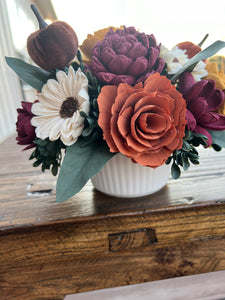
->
xmin=179 ymin=72 xmax=225 ymax=146
xmin=16 ymin=101 xmax=36 ymax=150
xmin=91 ymin=27 xmax=165 ymax=85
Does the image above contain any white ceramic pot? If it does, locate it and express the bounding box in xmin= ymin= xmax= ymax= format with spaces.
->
xmin=91 ymin=154 xmax=170 ymax=198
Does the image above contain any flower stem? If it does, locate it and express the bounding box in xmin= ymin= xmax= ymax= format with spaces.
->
xmin=31 ymin=4 xmax=48 ymax=30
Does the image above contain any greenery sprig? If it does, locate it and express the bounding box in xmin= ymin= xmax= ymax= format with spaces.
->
xmin=29 ymin=138 xmax=66 ymax=176
xmin=72 ymin=50 xmax=103 ymax=145
xmin=166 ymin=130 xmax=208 ymax=179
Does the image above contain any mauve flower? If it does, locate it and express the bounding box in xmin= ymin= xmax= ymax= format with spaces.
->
xmin=91 ymin=27 xmax=165 ymax=86
xmin=179 ymin=72 xmax=225 ymax=146
xmin=98 ymin=73 xmax=186 ymax=168
xmin=16 ymin=101 xmax=36 ymax=150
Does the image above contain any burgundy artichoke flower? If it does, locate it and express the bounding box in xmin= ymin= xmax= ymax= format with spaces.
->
xmin=179 ymin=72 xmax=225 ymax=146
xmin=91 ymin=26 xmax=165 ymax=85
xmin=16 ymin=101 xmax=36 ymax=150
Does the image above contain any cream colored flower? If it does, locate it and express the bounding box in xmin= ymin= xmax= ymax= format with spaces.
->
xmin=160 ymin=45 xmax=208 ymax=81
xmin=191 ymin=60 xmax=208 ymax=82
xmin=31 ymin=67 xmax=90 ymax=146
xmin=160 ymin=45 xmax=188 ymax=74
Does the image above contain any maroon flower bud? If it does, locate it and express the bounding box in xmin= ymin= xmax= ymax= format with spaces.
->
xmin=91 ymin=26 xmax=165 ymax=85
xmin=16 ymin=102 xmax=36 ymax=150
xmin=179 ymin=72 xmax=225 ymax=146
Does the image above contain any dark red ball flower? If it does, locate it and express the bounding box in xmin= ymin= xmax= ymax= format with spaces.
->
xmin=179 ymin=72 xmax=225 ymax=146
xmin=16 ymin=101 xmax=36 ymax=150
xmin=91 ymin=27 xmax=165 ymax=85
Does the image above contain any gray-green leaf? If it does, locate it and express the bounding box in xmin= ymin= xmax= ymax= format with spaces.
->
xmin=56 ymin=140 xmax=115 ymax=202
xmin=5 ymin=57 xmax=50 ymax=91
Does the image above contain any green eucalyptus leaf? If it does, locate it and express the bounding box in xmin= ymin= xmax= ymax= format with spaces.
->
xmin=208 ymin=130 xmax=225 ymax=148
xmin=165 ymin=156 xmax=172 ymax=165
xmin=171 ymin=40 xmax=225 ymax=82
xmin=182 ymin=140 xmax=191 ymax=152
xmin=171 ymin=162 xmax=181 ymax=179
xmin=189 ymin=158 xmax=199 ymax=165
xmin=212 ymin=144 xmax=222 ymax=152
xmin=5 ymin=57 xmax=50 ymax=91
xmin=181 ymin=152 xmax=190 ymax=171
xmin=82 ymin=127 xmax=94 ymax=137
xmin=56 ymin=140 xmax=115 ymax=202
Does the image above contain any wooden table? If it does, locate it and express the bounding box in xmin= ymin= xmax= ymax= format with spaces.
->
xmin=1 ymin=135 xmax=225 ymax=300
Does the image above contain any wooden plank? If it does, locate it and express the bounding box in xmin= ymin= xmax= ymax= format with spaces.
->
xmin=1 ymin=135 xmax=225 ymax=299
xmin=1 ymin=238 xmax=225 ymax=300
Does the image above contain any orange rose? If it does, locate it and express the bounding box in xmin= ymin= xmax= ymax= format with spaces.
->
xmin=80 ymin=26 xmax=122 ymax=64
xmin=98 ymin=73 xmax=186 ymax=168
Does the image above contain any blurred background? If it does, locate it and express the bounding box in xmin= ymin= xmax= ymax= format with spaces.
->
xmin=1 ymin=0 xmax=225 ymax=144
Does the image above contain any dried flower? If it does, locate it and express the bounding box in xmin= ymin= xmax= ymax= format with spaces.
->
xmin=98 ymin=73 xmax=186 ymax=167
xmin=91 ymin=27 xmax=165 ymax=85
xmin=179 ymin=72 xmax=225 ymax=146
xmin=31 ymin=67 xmax=90 ymax=146
xmin=16 ymin=101 xmax=36 ymax=150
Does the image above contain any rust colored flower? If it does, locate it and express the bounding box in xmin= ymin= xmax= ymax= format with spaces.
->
xmin=16 ymin=101 xmax=36 ymax=150
xmin=98 ymin=73 xmax=186 ymax=168
xmin=80 ymin=26 xmax=121 ymax=64
xmin=176 ymin=41 xmax=202 ymax=59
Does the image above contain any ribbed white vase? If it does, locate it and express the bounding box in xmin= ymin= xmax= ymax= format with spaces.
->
xmin=91 ymin=154 xmax=170 ymax=197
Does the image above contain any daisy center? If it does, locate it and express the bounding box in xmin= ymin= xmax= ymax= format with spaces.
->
xmin=60 ymin=97 xmax=79 ymax=118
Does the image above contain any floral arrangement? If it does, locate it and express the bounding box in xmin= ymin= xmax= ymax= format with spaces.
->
xmin=6 ymin=5 xmax=225 ymax=202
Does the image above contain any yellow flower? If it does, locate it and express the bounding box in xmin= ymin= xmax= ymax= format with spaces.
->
xmin=80 ymin=26 xmax=123 ymax=64
xmin=204 ymin=62 xmax=225 ymax=114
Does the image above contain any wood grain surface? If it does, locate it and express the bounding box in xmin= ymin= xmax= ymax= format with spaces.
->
xmin=1 ymin=135 xmax=225 ymax=299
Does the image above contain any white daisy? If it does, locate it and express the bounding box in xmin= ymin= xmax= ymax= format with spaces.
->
xmin=160 ymin=45 xmax=188 ymax=74
xmin=160 ymin=45 xmax=208 ymax=81
xmin=191 ymin=60 xmax=208 ymax=82
xmin=31 ymin=67 xmax=90 ymax=146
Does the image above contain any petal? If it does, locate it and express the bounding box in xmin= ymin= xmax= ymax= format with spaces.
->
xmin=179 ymin=72 xmax=196 ymax=97
xmin=97 ymin=85 xmax=118 ymax=152
xmin=188 ymin=97 xmax=208 ymax=118
xmin=144 ymin=73 xmax=172 ymax=92
xmin=108 ymin=55 xmax=133 ymax=75
xmin=206 ymin=88 xmax=225 ymax=112
xmin=127 ymin=42 xmax=147 ymax=59
xmin=185 ymin=109 xmax=196 ymax=131
xmin=126 ymin=57 xmax=148 ymax=76
xmin=101 ymin=47 xmax=117 ymax=65
xmin=133 ymin=147 xmax=172 ymax=168
xmin=201 ymin=113 xmax=225 ymax=131
xmin=185 ymin=80 xmax=208 ymax=105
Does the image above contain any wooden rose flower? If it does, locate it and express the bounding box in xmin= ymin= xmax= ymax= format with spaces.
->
xmin=98 ymin=73 xmax=186 ymax=168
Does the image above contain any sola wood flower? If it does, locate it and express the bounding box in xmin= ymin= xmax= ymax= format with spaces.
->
xmin=98 ymin=73 xmax=186 ymax=168
xmin=91 ymin=27 xmax=165 ymax=86
xmin=31 ymin=67 xmax=90 ymax=146
xmin=179 ymin=72 xmax=225 ymax=146
xmin=204 ymin=62 xmax=225 ymax=115
xmin=16 ymin=101 xmax=36 ymax=150
xmin=160 ymin=46 xmax=207 ymax=81
xmin=80 ymin=26 xmax=121 ymax=64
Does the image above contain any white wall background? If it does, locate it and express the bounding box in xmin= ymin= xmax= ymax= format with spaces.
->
xmin=52 ymin=0 xmax=225 ymax=55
